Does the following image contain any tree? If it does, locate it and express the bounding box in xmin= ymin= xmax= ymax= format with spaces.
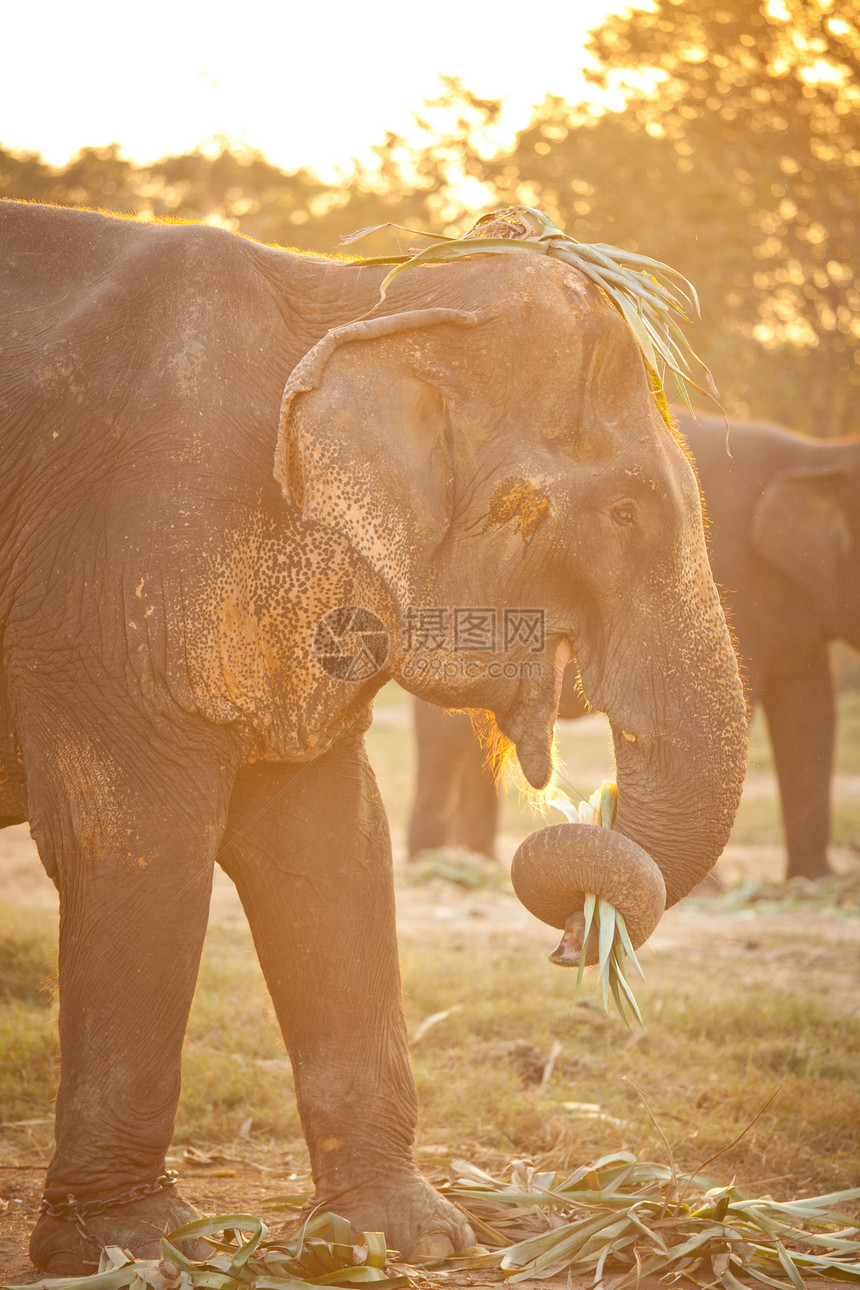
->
xmin=401 ymin=8 xmax=858 ymax=434
xmin=469 ymin=96 xmax=758 ymax=417
xmin=4 ymin=8 xmax=856 ymax=436
xmin=582 ymin=0 xmax=859 ymax=434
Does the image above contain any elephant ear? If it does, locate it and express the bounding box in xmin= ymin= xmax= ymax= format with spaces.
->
xmin=275 ymin=308 xmax=480 ymax=605
xmin=751 ymin=468 xmax=851 ymax=628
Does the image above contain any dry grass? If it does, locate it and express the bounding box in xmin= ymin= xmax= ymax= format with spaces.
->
xmin=400 ymin=907 xmax=860 ymax=1198
xmin=0 ymin=687 xmax=858 ymax=1282
xmin=2 ymin=890 xmax=858 ymax=1199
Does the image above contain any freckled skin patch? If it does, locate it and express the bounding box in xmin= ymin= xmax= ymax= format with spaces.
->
xmin=485 ymin=476 xmax=554 ymax=542
xmin=179 ymin=501 xmax=395 ymax=760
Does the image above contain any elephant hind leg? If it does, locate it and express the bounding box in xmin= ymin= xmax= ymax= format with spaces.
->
xmin=219 ymin=740 xmax=474 ymax=1260
xmin=451 ymin=732 xmax=499 ymax=860
xmin=761 ymin=645 xmax=835 ymax=881
xmin=408 ymin=700 xmax=497 ymax=859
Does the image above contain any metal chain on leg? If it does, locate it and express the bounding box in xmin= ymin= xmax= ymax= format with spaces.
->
xmin=39 ymin=1170 xmax=179 ymax=1255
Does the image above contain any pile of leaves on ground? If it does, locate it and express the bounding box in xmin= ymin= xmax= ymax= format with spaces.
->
xmin=439 ymin=1153 xmax=860 ymax=1285
xmin=10 ymin=1150 xmax=859 ymax=1289
xmin=400 ymin=845 xmax=508 ymax=891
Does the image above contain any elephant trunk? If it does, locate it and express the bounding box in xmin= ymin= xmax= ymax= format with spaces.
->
xmin=511 ymin=825 xmax=666 ymax=966
xmin=512 ymin=572 xmax=748 ymax=963
xmin=608 ymin=591 xmax=749 ymax=909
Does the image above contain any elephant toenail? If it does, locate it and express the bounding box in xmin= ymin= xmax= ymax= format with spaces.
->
xmin=408 ymin=1231 xmax=456 ymax=1261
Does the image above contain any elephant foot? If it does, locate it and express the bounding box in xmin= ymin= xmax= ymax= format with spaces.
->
xmin=786 ymin=861 xmax=833 ymax=882
xmin=312 ymin=1166 xmax=474 ymax=1262
xmin=29 ymin=1185 xmax=209 ymax=1275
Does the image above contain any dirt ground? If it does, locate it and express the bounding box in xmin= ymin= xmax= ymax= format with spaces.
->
xmin=1 ymin=819 xmax=858 ymax=1285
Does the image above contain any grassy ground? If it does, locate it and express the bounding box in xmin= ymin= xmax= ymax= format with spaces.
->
xmin=1 ymin=685 xmax=859 ymax=1274
xmin=2 ymin=892 xmax=858 ymax=1203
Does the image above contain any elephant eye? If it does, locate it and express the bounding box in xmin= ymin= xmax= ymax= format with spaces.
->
xmin=610 ymin=502 xmax=635 ymax=527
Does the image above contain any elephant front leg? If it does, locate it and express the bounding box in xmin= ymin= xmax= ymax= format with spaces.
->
xmin=761 ymin=645 xmax=835 ymax=880
xmin=221 ymin=745 xmax=474 ymax=1260
xmin=22 ymin=727 xmax=234 ymax=1273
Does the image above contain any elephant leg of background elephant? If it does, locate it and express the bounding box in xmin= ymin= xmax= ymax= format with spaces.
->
xmin=26 ymin=765 xmax=228 ymax=1273
xmin=407 ymin=702 xmax=475 ymax=858
xmin=220 ymin=743 xmax=474 ymax=1260
xmin=406 ymin=768 xmax=453 ymax=857
xmin=451 ymin=734 xmax=499 ymax=860
xmin=760 ymin=645 xmax=835 ymax=881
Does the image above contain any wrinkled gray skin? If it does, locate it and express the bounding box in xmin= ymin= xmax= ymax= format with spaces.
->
xmin=0 ymin=201 xmax=747 ymax=1274
xmin=409 ymin=411 xmax=859 ymax=881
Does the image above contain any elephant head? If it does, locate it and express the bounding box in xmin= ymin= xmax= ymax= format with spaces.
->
xmin=275 ymin=250 xmax=748 ymax=940
xmin=751 ymin=452 xmax=860 ymax=651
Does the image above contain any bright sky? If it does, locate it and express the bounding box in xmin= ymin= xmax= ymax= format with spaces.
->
xmin=2 ymin=0 xmax=627 ymax=176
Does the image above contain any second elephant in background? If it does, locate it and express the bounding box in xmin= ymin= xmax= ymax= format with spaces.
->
xmin=408 ymin=411 xmax=860 ymax=881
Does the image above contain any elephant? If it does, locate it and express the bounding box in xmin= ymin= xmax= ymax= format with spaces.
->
xmin=0 ymin=199 xmax=747 ymax=1274
xmin=408 ymin=410 xmax=859 ymax=881
xmin=682 ymin=410 xmax=860 ymax=878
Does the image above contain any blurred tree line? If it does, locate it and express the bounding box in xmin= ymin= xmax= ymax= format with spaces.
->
xmin=2 ymin=0 xmax=856 ymax=435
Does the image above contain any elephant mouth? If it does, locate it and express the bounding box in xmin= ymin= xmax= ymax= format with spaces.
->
xmin=496 ymin=636 xmax=573 ymax=790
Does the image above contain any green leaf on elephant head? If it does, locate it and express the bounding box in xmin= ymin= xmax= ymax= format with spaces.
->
xmin=343 ymin=205 xmax=720 ymax=416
